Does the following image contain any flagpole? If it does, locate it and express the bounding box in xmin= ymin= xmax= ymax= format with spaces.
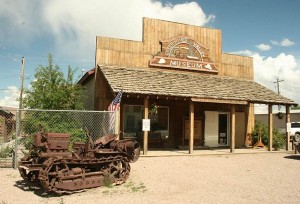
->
xmin=115 ymin=106 xmax=120 ymax=140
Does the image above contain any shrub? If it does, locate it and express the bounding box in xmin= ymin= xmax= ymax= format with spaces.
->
xmin=252 ymin=120 xmax=268 ymax=145
xmin=252 ymin=120 xmax=285 ymax=149
xmin=0 ymin=146 xmax=13 ymax=158
xmin=273 ymin=129 xmax=285 ymax=150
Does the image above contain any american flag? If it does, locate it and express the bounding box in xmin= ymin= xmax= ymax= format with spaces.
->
xmin=108 ymin=91 xmax=123 ymax=130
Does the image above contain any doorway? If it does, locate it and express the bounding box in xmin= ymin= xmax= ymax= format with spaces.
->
xmin=218 ymin=113 xmax=228 ymax=145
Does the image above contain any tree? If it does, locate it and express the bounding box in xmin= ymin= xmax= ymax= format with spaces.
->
xmin=291 ymin=105 xmax=300 ymax=110
xmin=21 ymin=54 xmax=87 ymax=149
xmin=23 ymin=54 xmax=85 ymax=110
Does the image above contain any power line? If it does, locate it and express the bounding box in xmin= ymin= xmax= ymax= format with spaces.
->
xmin=0 ymin=74 xmax=18 ymax=79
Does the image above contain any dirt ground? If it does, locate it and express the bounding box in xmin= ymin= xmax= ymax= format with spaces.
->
xmin=1 ymin=152 xmax=300 ymax=204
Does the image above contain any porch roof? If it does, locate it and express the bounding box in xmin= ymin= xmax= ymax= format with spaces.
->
xmin=98 ymin=65 xmax=296 ymax=106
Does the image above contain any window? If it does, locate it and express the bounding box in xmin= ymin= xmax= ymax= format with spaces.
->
xmin=291 ymin=122 xmax=300 ymax=128
xmin=123 ymin=105 xmax=143 ymax=138
xmin=123 ymin=105 xmax=169 ymax=138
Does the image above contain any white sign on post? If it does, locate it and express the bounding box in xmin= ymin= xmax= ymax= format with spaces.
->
xmin=287 ymin=122 xmax=291 ymax=133
xmin=142 ymin=119 xmax=151 ymax=131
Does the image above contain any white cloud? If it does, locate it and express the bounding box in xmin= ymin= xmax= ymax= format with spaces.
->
xmin=280 ymin=38 xmax=295 ymax=47
xmin=229 ymin=50 xmax=257 ymax=56
xmin=253 ymin=53 xmax=300 ymax=104
xmin=0 ymin=0 xmax=214 ymax=59
xmin=0 ymin=86 xmax=19 ymax=108
xmin=226 ymin=48 xmax=299 ymax=106
xmin=45 ymin=0 xmax=214 ymax=58
xmin=256 ymin=43 xmax=271 ymax=51
xmin=271 ymin=38 xmax=295 ymax=47
xmin=270 ymin=40 xmax=279 ymax=46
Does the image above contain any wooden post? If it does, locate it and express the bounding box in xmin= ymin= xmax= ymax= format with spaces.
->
xmin=143 ymin=97 xmax=149 ymax=155
xmin=244 ymin=103 xmax=250 ymax=146
xmin=268 ymin=104 xmax=273 ymax=151
xmin=230 ymin=105 xmax=236 ymax=153
xmin=189 ymin=100 xmax=194 ymax=154
xmin=286 ymin=105 xmax=291 ymax=151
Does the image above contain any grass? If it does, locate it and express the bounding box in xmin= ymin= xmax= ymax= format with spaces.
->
xmin=103 ymin=176 xmax=114 ymax=188
xmin=101 ymin=180 xmax=147 ymax=195
xmin=124 ymin=181 xmax=147 ymax=193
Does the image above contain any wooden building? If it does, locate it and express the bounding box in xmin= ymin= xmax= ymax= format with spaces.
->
xmin=0 ymin=107 xmax=15 ymax=143
xmin=79 ymin=18 xmax=296 ymax=154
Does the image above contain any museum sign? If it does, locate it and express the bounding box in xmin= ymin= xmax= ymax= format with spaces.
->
xmin=149 ymin=36 xmax=218 ymax=73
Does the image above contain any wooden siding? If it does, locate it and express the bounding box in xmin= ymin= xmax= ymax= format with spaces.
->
xmin=142 ymin=18 xmax=222 ymax=67
xmin=236 ymin=112 xmax=246 ymax=147
xmin=82 ymin=78 xmax=95 ymax=110
xmin=96 ymin=18 xmax=253 ymax=80
xmin=220 ymin=53 xmax=253 ymax=80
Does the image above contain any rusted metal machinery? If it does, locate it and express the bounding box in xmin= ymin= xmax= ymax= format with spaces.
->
xmin=18 ymin=131 xmax=140 ymax=194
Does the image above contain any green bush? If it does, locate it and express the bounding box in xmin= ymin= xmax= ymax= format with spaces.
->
xmin=21 ymin=111 xmax=88 ymax=151
xmin=0 ymin=146 xmax=13 ymax=158
xmin=252 ymin=120 xmax=268 ymax=145
xmin=252 ymin=120 xmax=285 ymax=149
xmin=23 ymin=136 xmax=34 ymax=149
xmin=273 ymin=129 xmax=285 ymax=150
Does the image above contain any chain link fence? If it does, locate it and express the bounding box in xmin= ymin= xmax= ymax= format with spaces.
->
xmin=9 ymin=109 xmax=117 ymax=168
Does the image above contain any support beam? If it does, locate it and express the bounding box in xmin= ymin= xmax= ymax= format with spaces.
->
xmin=268 ymin=105 xmax=273 ymax=151
xmin=286 ymin=106 xmax=291 ymax=150
xmin=244 ymin=103 xmax=250 ymax=146
xmin=189 ymin=101 xmax=194 ymax=154
xmin=143 ymin=97 xmax=149 ymax=155
xmin=230 ymin=105 xmax=236 ymax=153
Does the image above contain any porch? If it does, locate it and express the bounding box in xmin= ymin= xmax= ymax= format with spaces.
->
xmin=140 ymin=147 xmax=295 ymax=157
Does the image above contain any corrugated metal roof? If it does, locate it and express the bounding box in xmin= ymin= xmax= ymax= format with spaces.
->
xmin=98 ymin=65 xmax=296 ymax=105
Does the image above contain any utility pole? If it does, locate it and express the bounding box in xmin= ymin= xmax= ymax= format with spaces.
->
xmin=274 ymin=77 xmax=284 ymax=111
xmin=15 ymin=57 xmax=25 ymax=169
xmin=274 ymin=78 xmax=284 ymax=95
xmin=19 ymin=57 xmax=25 ymax=109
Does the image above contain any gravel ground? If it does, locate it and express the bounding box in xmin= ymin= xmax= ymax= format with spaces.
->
xmin=1 ymin=152 xmax=300 ymax=204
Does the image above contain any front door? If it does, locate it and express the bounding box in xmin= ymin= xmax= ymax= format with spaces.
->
xmin=218 ymin=113 xmax=228 ymax=145
xmin=204 ymin=111 xmax=219 ymax=147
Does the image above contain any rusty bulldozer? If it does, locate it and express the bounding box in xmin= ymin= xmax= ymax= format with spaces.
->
xmin=18 ymin=130 xmax=140 ymax=194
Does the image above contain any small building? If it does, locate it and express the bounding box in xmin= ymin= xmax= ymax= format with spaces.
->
xmin=0 ymin=107 xmax=16 ymax=142
xmin=79 ymin=18 xmax=296 ymax=153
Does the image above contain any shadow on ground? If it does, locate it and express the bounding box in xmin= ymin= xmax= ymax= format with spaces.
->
xmin=14 ymin=180 xmax=59 ymax=198
xmin=284 ymin=155 xmax=300 ymax=160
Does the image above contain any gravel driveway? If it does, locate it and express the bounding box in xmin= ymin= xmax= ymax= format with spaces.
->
xmin=1 ymin=152 xmax=300 ymax=204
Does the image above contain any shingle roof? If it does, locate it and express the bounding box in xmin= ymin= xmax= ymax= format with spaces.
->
xmin=98 ymin=65 xmax=296 ymax=105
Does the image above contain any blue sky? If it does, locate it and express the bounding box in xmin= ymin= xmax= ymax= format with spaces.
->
xmin=0 ymin=0 xmax=299 ymax=110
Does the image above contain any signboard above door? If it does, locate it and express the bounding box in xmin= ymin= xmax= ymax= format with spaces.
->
xmin=149 ymin=36 xmax=218 ymax=73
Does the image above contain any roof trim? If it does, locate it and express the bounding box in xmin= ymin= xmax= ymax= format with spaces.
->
xmin=192 ymin=98 xmax=248 ymax=105
xmin=77 ymin=68 xmax=95 ymax=85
